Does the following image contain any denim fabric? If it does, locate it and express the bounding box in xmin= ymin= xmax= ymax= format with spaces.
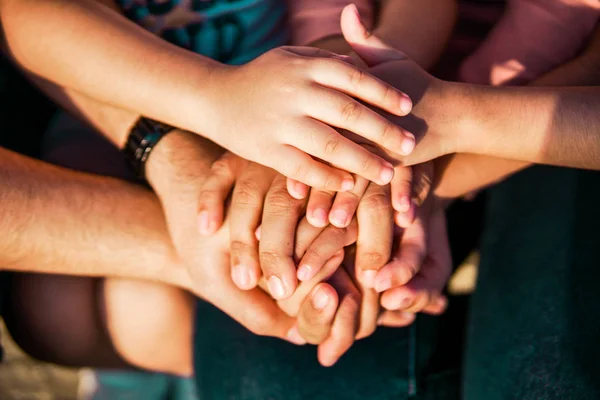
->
xmin=465 ymin=166 xmax=600 ymax=400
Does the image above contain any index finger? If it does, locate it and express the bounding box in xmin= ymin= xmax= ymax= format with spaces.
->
xmin=284 ymin=47 xmax=412 ymax=116
xmin=259 ymin=175 xmax=306 ymax=299
xmin=355 ymin=182 xmax=394 ymax=288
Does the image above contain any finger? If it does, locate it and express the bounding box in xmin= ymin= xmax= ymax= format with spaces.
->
xmin=306 ymin=188 xmax=336 ymax=228
xmin=305 ymin=91 xmax=415 ymax=158
xmin=259 ymin=175 xmax=305 ymax=299
xmin=421 ymin=296 xmax=448 ymax=316
xmin=377 ymin=311 xmax=416 ymax=327
xmin=294 ymin=217 xmax=327 ymax=261
xmin=197 ymin=152 xmax=243 ymax=235
xmin=390 ymin=166 xmax=416 ymax=228
xmin=355 ymin=286 xmax=379 ymax=340
xmin=374 ymin=213 xmax=428 ymax=293
xmin=381 ymin=211 xmax=452 ymax=312
xmin=229 ymin=164 xmax=276 ymax=290
xmin=307 ymin=54 xmax=412 ymax=117
xmin=289 ymin=119 xmax=398 ymax=186
xmin=341 ymin=4 xmax=408 ymax=67
xmin=296 ymin=283 xmax=339 ymax=344
xmin=381 ymin=265 xmax=450 ymax=315
xmin=341 ymin=253 xmax=379 ymax=340
xmin=286 ymin=178 xmax=309 ymax=200
xmin=329 ymin=175 xmax=369 ymax=228
xmin=355 ymin=182 xmax=394 ymax=289
xmin=297 ymin=220 xmax=357 ymax=282
xmin=317 ymin=268 xmax=361 ymax=367
xmin=277 ymin=250 xmax=345 ymax=317
xmin=275 ymin=145 xmax=355 ymax=192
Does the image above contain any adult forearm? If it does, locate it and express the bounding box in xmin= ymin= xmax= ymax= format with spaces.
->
xmin=0 ymin=147 xmax=190 ymax=289
xmin=375 ymin=0 xmax=457 ymax=69
xmin=0 ymin=0 xmax=221 ymax=142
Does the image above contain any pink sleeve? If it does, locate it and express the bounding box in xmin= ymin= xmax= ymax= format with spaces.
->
xmin=287 ymin=0 xmax=374 ymax=46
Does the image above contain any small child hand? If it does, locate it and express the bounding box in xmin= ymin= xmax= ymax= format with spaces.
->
xmin=209 ymin=45 xmax=415 ymax=192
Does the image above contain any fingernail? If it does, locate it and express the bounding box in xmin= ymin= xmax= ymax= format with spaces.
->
xmin=311 ymin=288 xmax=330 ymax=310
xmin=268 ymin=275 xmax=286 ymax=299
xmin=232 ymin=264 xmax=251 ymax=289
xmin=399 ymin=196 xmax=411 ymax=212
xmin=341 ymin=178 xmax=354 ymax=191
xmin=255 ymin=227 xmax=261 ymax=240
xmin=350 ymin=2 xmax=360 ymax=18
xmin=361 ymin=270 xmax=377 ymax=289
xmin=400 ymin=134 xmax=415 ymax=156
xmin=297 ymin=264 xmax=312 ymax=281
xmin=293 ymin=181 xmax=309 ymax=199
xmin=198 ymin=211 xmax=210 ymax=235
xmin=375 ymin=278 xmax=392 ymax=293
xmin=286 ymin=326 xmax=307 ymax=345
xmin=399 ymin=297 xmax=412 ymax=310
xmin=330 ymin=209 xmax=349 ymax=227
xmin=399 ymin=95 xmax=413 ymax=115
xmin=380 ymin=166 xmax=394 ymax=184
xmin=311 ymin=208 xmax=328 ymax=227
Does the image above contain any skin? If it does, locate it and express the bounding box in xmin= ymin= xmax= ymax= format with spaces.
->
xmin=0 ymin=0 xmax=416 ymax=191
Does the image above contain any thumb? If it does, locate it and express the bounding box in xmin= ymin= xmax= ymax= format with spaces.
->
xmin=341 ymin=4 xmax=407 ymax=67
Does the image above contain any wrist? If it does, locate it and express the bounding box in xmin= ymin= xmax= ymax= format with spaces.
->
xmin=167 ymin=59 xmax=230 ymax=142
xmin=145 ymin=129 xmax=224 ymax=200
xmin=437 ymin=81 xmax=487 ymax=155
xmin=144 ymin=129 xmax=196 ymax=195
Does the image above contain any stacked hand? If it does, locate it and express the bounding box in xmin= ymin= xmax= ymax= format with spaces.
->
xmin=144 ymin=4 xmax=456 ymax=367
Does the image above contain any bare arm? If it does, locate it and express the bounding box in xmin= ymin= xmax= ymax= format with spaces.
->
xmin=435 ymin=30 xmax=600 ymax=198
xmin=0 ymin=0 xmax=220 ymax=146
xmin=0 ymin=146 xmax=191 ymax=289
xmin=374 ymin=0 xmax=458 ymax=69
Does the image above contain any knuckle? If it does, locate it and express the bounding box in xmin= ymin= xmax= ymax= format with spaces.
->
xmin=358 ymin=154 xmax=375 ymax=175
xmin=379 ymin=120 xmax=395 ymax=143
xmin=304 ymin=247 xmax=325 ymax=262
xmin=291 ymin=163 xmax=309 ymax=184
xmin=323 ymin=133 xmax=341 ymax=155
xmin=348 ymin=68 xmax=366 ymax=89
xmin=326 ymin=225 xmax=349 ymax=242
xmin=199 ymin=188 xmax=221 ymax=203
xmin=233 ymin=179 xmax=262 ymax=207
xmin=230 ymin=239 xmax=254 ymax=255
xmin=340 ymin=101 xmax=361 ymax=123
xmin=210 ymin=157 xmax=234 ymax=178
xmin=322 ymin=172 xmax=341 ymax=191
xmin=357 ymin=251 xmax=387 ymax=271
xmin=259 ymin=250 xmax=284 ymax=274
xmin=266 ymin=189 xmax=295 ymax=213
xmin=399 ymin=261 xmax=420 ymax=284
xmin=299 ymin=326 xmax=327 ymax=345
xmin=361 ymin=192 xmax=391 ymax=213
xmin=382 ymin=84 xmax=395 ymax=106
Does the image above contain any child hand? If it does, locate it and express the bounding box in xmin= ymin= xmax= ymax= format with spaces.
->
xmin=374 ymin=162 xmax=451 ymax=315
xmin=208 ymin=45 xmax=415 ymax=192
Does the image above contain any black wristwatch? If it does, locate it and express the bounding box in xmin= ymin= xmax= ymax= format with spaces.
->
xmin=123 ymin=117 xmax=176 ymax=179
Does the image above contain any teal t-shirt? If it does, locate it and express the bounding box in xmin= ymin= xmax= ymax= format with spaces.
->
xmin=116 ymin=0 xmax=289 ymax=64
